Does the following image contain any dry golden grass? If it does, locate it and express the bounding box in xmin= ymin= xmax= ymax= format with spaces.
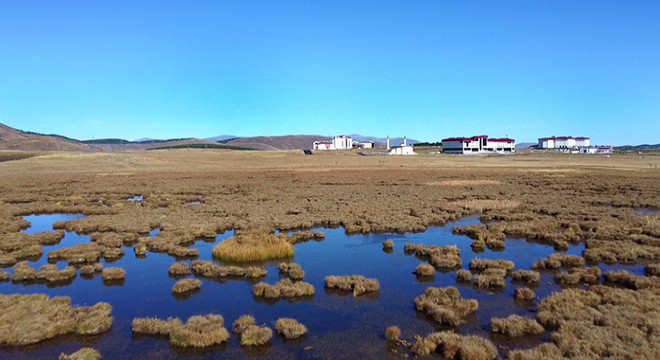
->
xmin=532 ymin=254 xmax=584 ymax=269
xmin=0 ymin=269 xmax=9 ymax=281
xmin=490 ymin=315 xmax=544 ymax=337
xmin=385 ymin=325 xmax=401 ymax=341
xmin=79 ymin=263 xmax=103 ymax=276
xmin=240 ymin=325 xmax=272 ymax=346
xmin=287 ymin=230 xmax=325 ymax=244
xmin=514 ymin=287 xmax=536 ymax=301
xmin=253 ymin=279 xmax=315 ymax=298
xmin=168 ymin=262 xmax=192 ymax=277
xmin=453 ymin=224 xmax=506 ymax=250
xmin=278 ymin=262 xmax=305 ymax=280
xmin=426 ymin=179 xmax=501 ymax=187
xmin=0 ymin=294 xmax=112 ymax=346
xmin=510 ymin=269 xmax=540 ymax=284
xmin=11 ymin=261 xmax=36 ymax=282
xmin=132 ymin=317 xmax=183 ymax=335
xmin=212 ymin=233 xmax=294 ymax=262
xmin=455 ymin=269 xmax=472 ymax=282
xmin=415 ymin=263 xmax=435 ymax=277
xmin=58 ymin=348 xmax=101 ymax=360
xmin=469 ymin=258 xmax=514 ymax=271
xmin=324 ymin=275 xmax=380 ymax=296
xmin=191 ymin=260 xmax=266 ymax=279
xmin=555 ymin=266 xmax=602 ymax=286
xmin=172 ymin=278 xmax=202 ymax=294
xmin=232 ymin=315 xmax=256 ymax=334
xmin=411 ymin=331 xmax=497 ymax=359
xmin=603 ymin=270 xmax=660 ymax=290
xmin=101 ymin=267 xmax=125 ymax=282
xmin=646 ymin=263 xmax=660 ymax=276
xmin=473 ymin=268 xmax=507 ymax=289
xmin=414 ymin=287 xmax=478 ymax=326
xmin=132 ymin=314 xmax=229 ymax=348
xmin=405 ymin=243 xmax=462 ymax=268
xmin=382 ymin=239 xmax=394 ymax=251
xmin=507 ymin=343 xmax=563 ymax=360
xmin=36 ymin=264 xmax=77 ymax=283
xmin=274 ymin=317 xmax=307 ymax=339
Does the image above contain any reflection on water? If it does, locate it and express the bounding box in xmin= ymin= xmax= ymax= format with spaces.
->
xmin=0 ymin=214 xmax=635 ymax=359
xmin=633 ymin=208 xmax=660 ymax=214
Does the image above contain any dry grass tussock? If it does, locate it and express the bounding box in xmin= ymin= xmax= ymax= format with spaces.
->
xmin=646 ymin=263 xmax=660 ymax=276
xmin=532 ymin=253 xmax=584 ymax=269
xmin=469 ymin=258 xmax=514 ymax=271
xmin=241 ymin=325 xmax=272 ymax=346
xmin=0 ymin=269 xmax=9 ymax=281
xmin=510 ymin=269 xmax=540 ymax=284
xmin=212 ymin=233 xmax=293 ymax=262
xmin=132 ymin=314 xmax=229 ymax=348
xmin=232 ymin=315 xmax=256 ymax=334
xmin=274 ymin=317 xmax=307 ymax=339
xmin=278 ymin=262 xmax=305 ymax=280
xmin=473 ymin=268 xmax=507 ymax=289
xmin=287 ymin=230 xmax=325 ymax=244
xmin=79 ymin=263 xmax=103 ymax=276
xmin=415 ymin=263 xmax=435 ymax=277
xmin=490 ymin=315 xmax=544 ymax=337
xmin=603 ymin=270 xmax=660 ymax=290
xmin=414 ymin=287 xmax=478 ymax=326
xmin=411 ymin=331 xmax=497 ymax=359
xmin=36 ymin=264 xmax=77 ymax=283
xmin=404 ymin=243 xmax=461 ymax=268
xmin=555 ymin=266 xmax=601 ymax=286
xmin=382 ymin=239 xmax=394 ymax=250
xmin=450 ymin=199 xmax=519 ymax=213
xmin=169 ymin=262 xmax=192 ymax=277
xmin=324 ymin=275 xmax=380 ymax=296
xmin=0 ymin=231 xmax=63 ymax=266
xmin=385 ymin=325 xmax=401 ymax=341
xmin=191 ymin=260 xmax=266 ymax=279
xmin=536 ymin=285 xmax=660 ymax=358
xmin=453 ymin=224 xmax=505 ymax=250
xmin=58 ymin=348 xmax=101 ymax=360
xmin=47 ymin=242 xmax=123 ymax=264
xmin=514 ymin=287 xmax=536 ymax=301
xmin=253 ymin=279 xmax=315 ymax=298
xmin=507 ymin=343 xmax=563 ymax=360
xmin=101 ymin=267 xmax=125 ymax=282
xmin=0 ymin=294 xmax=112 ymax=346
xmin=455 ymin=269 xmax=472 ymax=282
xmin=172 ymin=278 xmax=202 ymax=294
xmin=427 ymin=179 xmax=501 ymax=187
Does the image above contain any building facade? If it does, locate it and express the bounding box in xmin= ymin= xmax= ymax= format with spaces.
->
xmin=579 ymin=146 xmax=613 ymax=154
xmin=441 ymin=135 xmax=515 ymax=154
xmin=313 ymin=135 xmax=353 ymax=150
xmin=387 ymin=135 xmax=415 ymax=155
xmin=538 ymin=136 xmax=590 ymax=150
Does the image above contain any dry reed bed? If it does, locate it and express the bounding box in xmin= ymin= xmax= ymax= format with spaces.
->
xmin=410 ymin=331 xmax=497 ymax=359
xmin=490 ymin=315 xmax=544 ymax=337
xmin=324 ymin=275 xmax=380 ymax=297
xmin=278 ymin=262 xmax=305 ymax=280
xmin=404 ymin=243 xmax=462 ymax=268
xmin=172 ymin=278 xmax=202 ymax=294
xmin=241 ymin=325 xmax=272 ymax=346
xmin=0 ymin=294 xmax=112 ymax=346
xmin=232 ymin=315 xmax=256 ymax=334
xmin=212 ymin=233 xmax=294 ymax=262
xmin=453 ymin=224 xmax=506 ymax=250
xmin=132 ymin=314 xmax=230 ymax=348
xmin=168 ymin=262 xmax=192 ymax=277
xmin=274 ymin=318 xmax=307 ymax=339
xmin=191 ymin=260 xmax=266 ymax=279
xmin=514 ymin=287 xmax=536 ymax=301
xmin=603 ymin=270 xmax=660 ymax=290
xmin=58 ymin=348 xmax=101 ymax=360
xmin=554 ymin=266 xmax=602 ymax=286
xmin=414 ymin=287 xmax=478 ymax=326
xmin=253 ymin=279 xmax=315 ymax=299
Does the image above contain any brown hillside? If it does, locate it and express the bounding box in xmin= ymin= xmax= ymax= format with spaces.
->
xmin=226 ymin=135 xmax=329 ymax=150
xmin=0 ymin=123 xmax=91 ymax=152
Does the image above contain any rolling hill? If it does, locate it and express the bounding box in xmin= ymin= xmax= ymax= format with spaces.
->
xmin=0 ymin=123 xmax=91 ymax=151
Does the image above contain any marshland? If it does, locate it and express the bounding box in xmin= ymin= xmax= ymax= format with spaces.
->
xmin=0 ymin=150 xmax=659 ymax=359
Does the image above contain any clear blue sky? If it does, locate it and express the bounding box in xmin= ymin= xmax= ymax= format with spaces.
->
xmin=1 ymin=1 xmax=658 ymax=145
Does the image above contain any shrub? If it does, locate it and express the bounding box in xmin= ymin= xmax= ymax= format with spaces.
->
xmin=410 ymin=331 xmax=497 ymax=359
xmin=253 ymin=279 xmax=315 ymax=299
xmin=456 ymin=269 xmax=472 ymax=282
xmin=385 ymin=325 xmax=401 ymax=341
xmin=212 ymin=233 xmax=294 ymax=262
xmin=232 ymin=314 xmax=256 ymax=334
xmin=274 ymin=317 xmax=308 ymax=339
xmin=169 ymin=262 xmax=192 ymax=277
xmin=415 ymin=263 xmax=435 ymax=277
xmin=514 ymin=287 xmax=536 ymax=301
xmin=414 ymin=287 xmax=478 ymax=326
xmin=279 ymin=262 xmax=305 ymax=280
xmin=490 ymin=315 xmax=544 ymax=337
xmin=101 ymin=267 xmax=125 ymax=282
xmin=469 ymin=259 xmax=514 ymax=271
xmin=170 ymin=314 xmax=230 ymax=348
xmin=240 ymin=325 xmax=272 ymax=346
xmin=58 ymin=348 xmax=101 ymax=360
xmin=324 ymin=275 xmax=380 ymax=296
xmin=172 ymin=278 xmax=202 ymax=294
xmin=510 ymin=269 xmax=540 ymax=284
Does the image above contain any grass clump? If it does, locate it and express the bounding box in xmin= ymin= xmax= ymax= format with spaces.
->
xmin=191 ymin=260 xmax=266 ymax=279
xmin=405 ymin=244 xmax=462 ymax=268
xmin=172 ymin=278 xmax=202 ymax=294
xmin=79 ymin=263 xmax=102 ymax=276
xmin=410 ymin=331 xmax=497 ymax=359
xmin=212 ymin=233 xmax=293 ymax=262
xmin=555 ymin=266 xmax=602 ymax=286
xmin=507 ymin=343 xmax=563 ymax=360
xmin=385 ymin=325 xmax=401 ymax=341
xmin=603 ymin=270 xmax=659 ymax=289
xmin=36 ymin=264 xmax=77 ymax=283
xmin=240 ymin=325 xmax=273 ymax=346
xmin=646 ymin=263 xmax=660 ymax=276
xmin=469 ymin=258 xmax=514 ymax=271
xmin=414 ymin=286 xmax=478 ymax=326
xmin=132 ymin=317 xmax=183 ymax=335
xmin=232 ymin=315 xmax=256 ymax=334
xmin=490 ymin=315 xmax=544 ymax=337
xmin=510 ymin=269 xmax=540 ymax=284
xmin=473 ymin=268 xmax=507 ymax=289
xmin=11 ymin=261 xmax=36 ymax=282
xmin=532 ymin=253 xmax=584 ymax=269
xmin=324 ymin=275 xmax=380 ymax=296
xmin=0 ymin=294 xmax=112 ymax=345
xmin=0 ymin=269 xmax=9 ymax=282
xmin=169 ymin=262 xmax=192 ymax=277
xmin=101 ymin=267 xmax=125 ymax=283
xmin=132 ymin=314 xmax=229 ymax=348
xmin=415 ymin=263 xmax=435 ymax=277
xmin=456 ymin=269 xmax=472 ymax=282
xmin=382 ymin=239 xmax=394 ymax=251
xmin=278 ymin=262 xmax=305 ymax=280
xmin=253 ymin=279 xmax=315 ymax=298
xmin=133 ymin=242 xmax=147 ymax=257
xmin=288 ymin=231 xmax=325 ymax=244
xmin=514 ymin=287 xmax=536 ymax=301
xmin=274 ymin=317 xmax=307 ymax=339
xmin=58 ymin=348 xmax=101 ymax=360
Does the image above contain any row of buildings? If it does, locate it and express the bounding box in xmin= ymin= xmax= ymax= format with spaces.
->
xmin=536 ymin=136 xmax=613 ymax=154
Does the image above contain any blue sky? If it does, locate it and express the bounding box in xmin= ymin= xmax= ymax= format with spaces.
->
xmin=1 ymin=1 xmax=658 ymax=145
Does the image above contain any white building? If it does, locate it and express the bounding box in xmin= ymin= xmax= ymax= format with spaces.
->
xmin=441 ymin=135 xmax=515 ymax=154
xmin=387 ymin=136 xmax=415 ymax=155
xmin=579 ymin=146 xmax=613 ymax=154
xmin=538 ymin=136 xmax=590 ymax=150
xmin=353 ymin=141 xmax=374 ymax=149
xmin=313 ymin=135 xmax=353 ymax=150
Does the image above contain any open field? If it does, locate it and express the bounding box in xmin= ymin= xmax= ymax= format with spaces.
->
xmin=0 ymin=149 xmax=659 ymax=358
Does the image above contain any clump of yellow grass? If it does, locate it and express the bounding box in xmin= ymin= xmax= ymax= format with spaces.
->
xmin=172 ymin=278 xmax=202 ymax=295
xmin=232 ymin=315 xmax=256 ymax=334
xmin=410 ymin=331 xmax=497 ymax=359
xmin=101 ymin=267 xmax=125 ymax=282
xmin=132 ymin=314 xmax=229 ymax=348
xmin=212 ymin=233 xmax=294 ymax=262
xmin=253 ymin=279 xmax=315 ymax=298
xmin=58 ymin=348 xmax=101 ymax=360
xmin=414 ymin=286 xmax=478 ymax=326
xmin=274 ymin=317 xmax=308 ymax=339
xmin=240 ymin=325 xmax=272 ymax=346
xmin=325 ymin=275 xmax=380 ymax=297
xmin=490 ymin=315 xmax=544 ymax=337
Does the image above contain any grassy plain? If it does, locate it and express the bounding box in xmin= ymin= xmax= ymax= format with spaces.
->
xmin=1 ymin=149 xmax=659 ymax=356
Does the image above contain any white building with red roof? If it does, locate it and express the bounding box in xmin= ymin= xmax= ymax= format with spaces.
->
xmin=313 ymin=135 xmax=353 ymax=150
xmin=441 ymin=135 xmax=515 ymax=154
xmin=538 ymin=136 xmax=590 ymax=150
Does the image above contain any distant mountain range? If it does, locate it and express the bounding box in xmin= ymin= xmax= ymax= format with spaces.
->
xmin=616 ymin=144 xmax=660 ymax=151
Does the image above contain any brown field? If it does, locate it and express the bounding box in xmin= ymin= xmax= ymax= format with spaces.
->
xmin=0 ymin=149 xmax=659 ymax=357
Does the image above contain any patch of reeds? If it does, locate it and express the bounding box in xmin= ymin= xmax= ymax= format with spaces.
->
xmin=324 ymin=275 xmax=380 ymax=296
xmin=101 ymin=267 xmax=125 ymax=283
xmin=532 ymin=253 xmax=584 ymax=269
xmin=456 ymin=269 xmax=472 ymax=282
xmin=645 ymin=263 xmax=660 ymax=276
xmin=405 ymin=243 xmax=462 ymax=268
xmin=453 ymin=224 xmax=506 ymax=250
xmin=36 ymin=264 xmax=77 ymax=283
xmin=555 ymin=266 xmax=601 ymax=286
xmin=490 ymin=315 xmax=544 ymax=337
xmin=79 ymin=263 xmax=103 ymax=276
xmin=473 ymin=268 xmax=507 ymax=289
xmin=0 ymin=294 xmax=112 ymax=345
xmin=253 ymin=279 xmax=315 ymax=298
xmin=191 ymin=260 xmax=266 ymax=279
xmin=603 ymin=270 xmax=659 ymax=290
xmin=415 ymin=263 xmax=435 ymax=277
xmin=132 ymin=314 xmax=230 ymax=348
xmin=274 ymin=317 xmax=307 ymax=339
xmin=469 ymin=258 xmax=514 ymax=271
xmin=172 ymin=278 xmax=202 ymax=294
xmin=278 ymin=262 xmax=305 ymax=280
xmin=58 ymin=348 xmax=101 ymax=360
xmin=212 ymin=233 xmax=294 ymax=262
xmin=169 ymin=262 xmax=192 ymax=277
xmin=385 ymin=325 xmax=401 ymax=341
xmin=232 ymin=315 xmax=256 ymax=334
xmin=507 ymin=343 xmax=563 ymax=360
xmin=510 ymin=269 xmax=540 ymax=284
xmin=414 ymin=287 xmax=478 ymax=326
xmin=240 ymin=325 xmax=272 ymax=346
xmin=410 ymin=331 xmax=497 ymax=359
xmin=514 ymin=287 xmax=536 ymax=301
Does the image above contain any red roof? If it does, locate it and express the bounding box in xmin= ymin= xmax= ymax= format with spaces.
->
xmin=442 ymin=136 xmax=515 ymax=143
xmin=489 ymin=138 xmax=515 ymax=142
xmin=539 ymin=136 xmax=590 ymax=141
